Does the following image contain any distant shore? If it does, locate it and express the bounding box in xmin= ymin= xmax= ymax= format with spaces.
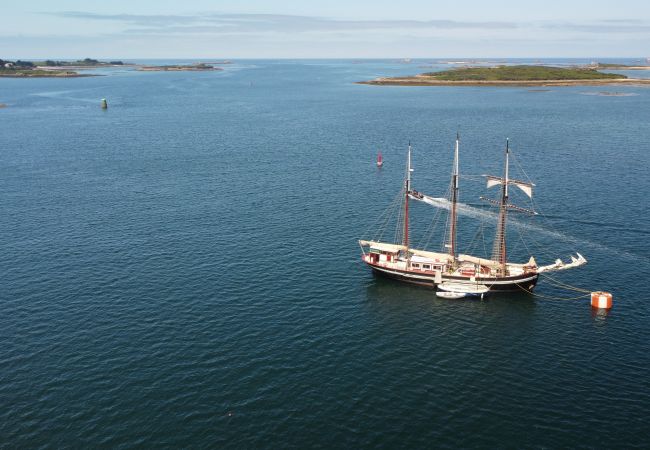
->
xmin=591 ymin=63 xmax=650 ymax=70
xmin=360 ymin=77 xmax=650 ymax=87
xmin=0 ymin=70 xmax=98 ymax=78
xmin=41 ymin=64 xmax=134 ymax=70
xmin=0 ymin=58 xmax=124 ymax=78
xmin=136 ymin=64 xmax=223 ymax=72
xmin=0 ymin=58 xmax=227 ymax=78
xmin=599 ymin=66 xmax=650 ymax=70
xmin=360 ymin=65 xmax=650 ymax=87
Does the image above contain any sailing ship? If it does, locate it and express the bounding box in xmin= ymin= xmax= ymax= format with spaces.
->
xmin=359 ymin=135 xmax=587 ymax=292
xmin=377 ymin=151 xmax=383 ymax=167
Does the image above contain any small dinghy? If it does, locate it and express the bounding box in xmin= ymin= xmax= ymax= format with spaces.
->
xmin=436 ymin=282 xmax=490 ymax=299
xmin=436 ymin=291 xmax=469 ymax=299
xmin=376 ymin=151 xmax=383 ymax=167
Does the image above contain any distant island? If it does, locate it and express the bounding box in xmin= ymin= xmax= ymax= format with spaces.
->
xmin=35 ymin=58 xmax=127 ymax=68
xmin=200 ymin=60 xmax=232 ymax=65
xmin=592 ymin=62 xmax=650 ymax=70
xmin=360 ymin=65 xmax=650 ymax=86
xmin=0 ymin=58 xmax=229 ymax=77
xmin=136 ymin=63 xmax=222 ymax=72
xmin=0 ymin=58 xmax=125 ymax=77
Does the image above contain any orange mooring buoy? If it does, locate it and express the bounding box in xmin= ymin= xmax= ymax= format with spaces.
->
xmin=591 ymin=291 xmax=613 ymax=309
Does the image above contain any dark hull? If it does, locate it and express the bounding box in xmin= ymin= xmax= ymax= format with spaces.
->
xmin=367 ymin=262 xmax=538 ymax=293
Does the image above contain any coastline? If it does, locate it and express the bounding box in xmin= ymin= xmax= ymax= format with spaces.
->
xmin=359 ymin=77 xmax=650 ymax=87
xmin=136 ymin=65 xmax=223 ymax=72
xmin=0 ymin=72 xmax=99 ymax=78
xmin=593 ymin=65 xmax=650 ymax=70
xmin=35 ymin=64 xmax=135 ymax=70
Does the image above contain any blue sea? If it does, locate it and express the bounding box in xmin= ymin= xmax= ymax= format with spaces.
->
xmin=1 ymin=59 xmax=649 ymax=448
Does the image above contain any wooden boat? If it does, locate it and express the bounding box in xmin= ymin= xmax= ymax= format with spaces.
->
xmin=435 ymin=291 xmax=467 ymax=299
xmin=437 ymin=282 xmax=489 ymax=299
xmin=359 ymin=134 xmax=587 ymax=293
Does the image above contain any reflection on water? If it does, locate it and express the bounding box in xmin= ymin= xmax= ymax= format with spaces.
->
xmin=591 ymin=306 xmax=611 ymax=325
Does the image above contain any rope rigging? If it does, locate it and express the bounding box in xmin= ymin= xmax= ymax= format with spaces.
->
xmin=359 ymin=141 xmax=599 ymax=303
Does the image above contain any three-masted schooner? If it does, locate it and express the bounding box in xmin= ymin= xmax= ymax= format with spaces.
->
xmin=359 ymin=135 xmax=586 ymax=292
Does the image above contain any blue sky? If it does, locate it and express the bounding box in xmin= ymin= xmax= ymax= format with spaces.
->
xmin=2 ymin=0 xmax=649 ymax=58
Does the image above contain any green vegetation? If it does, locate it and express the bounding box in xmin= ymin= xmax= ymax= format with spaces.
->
xmin=14 ymin=60 xmax=35 ymax=67
xmin=0 ymin=57 xmax=123 ymax=77
xmin=594 ymin=63 xmax=629 ymax=68
xmin=423 ymin=65 xmax=626 ymax=81
xmin=78 ymin=58 xmax=99 ymax=65
xmin=1 ymin=58 xmax=123 ymax=68
xmin=0 ymin=68 xmax=82 ymax=77
xmin=137 ymin=63 xmax=220 ymax=71
xmin=37 ymin=58 xmax=123 ymax=66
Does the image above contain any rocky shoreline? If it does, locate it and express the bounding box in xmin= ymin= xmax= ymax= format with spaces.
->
xmin=136 ymin=64 xmax=223 ymax=72
xmin=0 ymin=71 xmax=98 ymax=78
xmin=359 ymin=77 xmax=650 ymax=87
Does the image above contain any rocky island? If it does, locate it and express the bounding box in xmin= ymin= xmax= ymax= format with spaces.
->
xmin=360 ymin=65 xmax=650 ymax=86
xmin=0 ymin=58 xmax=125 ymax=77
xmin=592 ymin=62 xmax=650 ymax=70
xmin=0 ymin=58 xmax=227 ymax=77
xmin=136 ymin=63 xmax=222 ymax=72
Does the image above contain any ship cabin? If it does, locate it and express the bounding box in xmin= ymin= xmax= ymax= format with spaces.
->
xmin=409 ymin=255 xmax=445 ymax=273
xmin=362 ymin=241 xmax=405 ymax=266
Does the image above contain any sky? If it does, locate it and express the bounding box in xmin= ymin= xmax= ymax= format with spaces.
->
xmin=2 ymin=0 xmax=649 ymax=58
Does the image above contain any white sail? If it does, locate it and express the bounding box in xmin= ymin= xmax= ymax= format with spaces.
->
xmin=513 ymin=182 xmax=533 ymax=198
xmin=484 ymin=175 xmax=535 ymax=198
xmin=486 ymin=178 xmax=501 ymax=190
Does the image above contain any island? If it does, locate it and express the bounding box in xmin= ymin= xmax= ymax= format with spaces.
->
xmin=136 ymin=63 xmax=222 ymax=72
xmin=359 ymin=65 xmax=650 ymax=86
xmin=200 ymin=60 xmax=232 ymax=65
xmin=0 ymin=58 xmax=227 ymax=77
xmin=591 ymin=62 xmax=650 ymax=70
xmin=0 ymin=68 xmax=92 ymax=78
xmin=36 ymin=58 xmax=128 ymax=68
xmin=0 ymin=58 xmax=125 ymax=77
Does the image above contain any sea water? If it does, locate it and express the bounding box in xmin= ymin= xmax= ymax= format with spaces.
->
xmin=1 ymin=59 xmax=649 ymax=447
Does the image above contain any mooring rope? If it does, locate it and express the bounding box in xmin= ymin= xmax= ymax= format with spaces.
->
xmin=539 ymin=273 xmax=593 ymax=294
xmin=515 ymin=281 xmax=592 ymax=300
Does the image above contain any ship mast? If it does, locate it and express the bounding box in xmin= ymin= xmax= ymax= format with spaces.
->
xmin=447 ymin=133 xmax=460 ymax=262
xmin=403 ymin=142 xmax=412 ymax=252
xmin=481 ymin=139 xmax=536 ymax=275
xmin=492 ymin=139 xmax=510 ymax=274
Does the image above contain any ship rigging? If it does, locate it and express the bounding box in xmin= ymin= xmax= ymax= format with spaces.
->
xmin=359 ymin=135 xmax=587 ymax=292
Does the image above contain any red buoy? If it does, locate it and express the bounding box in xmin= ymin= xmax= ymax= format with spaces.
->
xmin=591 ymin=291 xmax=613 ymax=309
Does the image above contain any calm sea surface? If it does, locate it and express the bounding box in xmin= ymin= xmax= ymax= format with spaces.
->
xmin=1 ymin=59 xmax=649 ymax=448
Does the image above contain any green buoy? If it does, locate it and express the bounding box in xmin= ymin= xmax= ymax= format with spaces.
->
xmin=101 ymin=98 xmax=108 ymax=109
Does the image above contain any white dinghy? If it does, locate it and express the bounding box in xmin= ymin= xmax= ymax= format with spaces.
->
xmin=436 ymin=282 xmax=490 ymax=299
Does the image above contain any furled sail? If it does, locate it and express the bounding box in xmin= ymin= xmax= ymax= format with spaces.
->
xmin=358 ymin=240 xmax=406 ymax=253
xmin=537 ymin=253 xmax=587 ymax=273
